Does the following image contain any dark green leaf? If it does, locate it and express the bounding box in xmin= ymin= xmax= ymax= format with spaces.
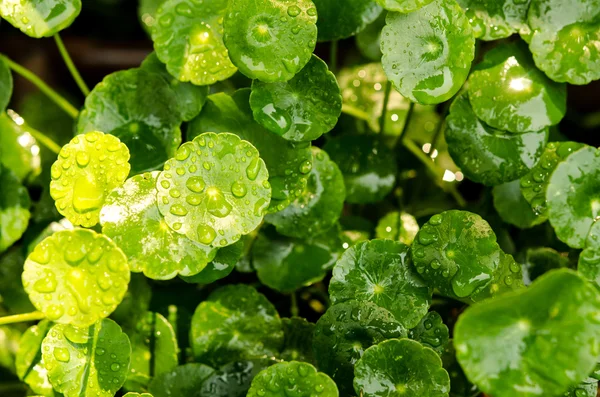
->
xmin=492 ymin=180 xmax=546 ymax=229
xmin=148 ymin=363 xmax=215 ymax=397
xmin=280 ymin=317 xmax=315 ymax=364
xmin=355 ymin=12 xmax=386 ymax=61
xmin=0 ymin=165 xmax=30 ymax=254
xmin=199 ymin=359 xmax=274 ymax=396
xmin=247 ymin=361 xmax=338 ymax=397
xmin=179 ymin=239 xmax=244 ymax=284
xmin=312 ymin=0 xmax=382 ymax=41
xmin=523 ymin=247 xmax=569 ymax=285
xmin=0 ymin=247 xmax=35 ymax=314
xmin=0 ymin=58 xmax=12 ymax=112
xmin=408 ymin=311 xmax=449 ymax=356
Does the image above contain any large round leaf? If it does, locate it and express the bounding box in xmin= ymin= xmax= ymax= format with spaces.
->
xmin=265 ymin=147 xmax=345 ymax=239
xmin=247 ymin=361 xmax=338 ymax=397
xmin=408 ymin=311 xmax=449 ymax=356
xmin=445 ymin=93 xmax=547 ymax=186
xmin=77 ymin=69 xmax=180 ymax=174
xmin=454 ymin=269 xmax=600 ymax=397
xmin=249 ymin=55 xmax=341 ymax=141
xmin=0 ymin=165 xmax=30 ymax=254
xmin=16 ymin=320 xmax=55 ymax=396
xmin=101 ymin=171 xmax=217 ymax=280
xmin=179 ymin=239 xmax=244 ymax=284
xmin=151 ymin=0 xmax=237 ymax=85
xmin=0 ymin=58 xmax=12 ymax=111
xmin=224 ymin=0 xmax=317 ymax=82
xmin=23 ymin=229 xmax=130 ymax=327
xmin=190 ymin=284 xmax=283 ymax=366
xmin=527 ymin=0 xmax=600 ymax=85
xmin=148 ymin=363 xmax=215 ymax=397
xmin=312 ymin=0 xmax=382 ymax=41
xmin=42 ymin=318 xmax=131 ymax=397
xmin=0 ymin=0 xmax=82 ymax=38
xmin=468 ymin=41 xmax=567 ymax=134
xmin=329 ymin=239 xmax=432 ymax=329
xmin=456 ymin=0 xmax=530 ymax=40
xmin=492 ymin=180 xmax=546 ymax=229
xmin=188 ymin=89 xmax=312 ymax=212
xmin=354 ymin=338 xmax=450 ymax=397
xmin=375 ymin=211 xmax=419 ymax=245
xmin=0 ymin=111 xmax=42 ymax=183
xmin=199 ymin=359 xmax=274 ymax=396
xmin=376 ymin=0 xmax=435 ymax=12
xmin=323 ymin=134 xmax=397 ymax=204
xmin=313 ymin=301 xmax=407 ymax=395
xmin=547 ymin=146 xmax=600 ymax=249
xmin=156 ymin=132 xmax=270 ymax=247
xmin=50 ymin=131 xmax=131 ymax=227
xmin=381 ymin=0 xmax=475 ymax=105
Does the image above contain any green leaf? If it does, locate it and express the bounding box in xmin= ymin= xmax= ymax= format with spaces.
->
xmin=520 ymin=141 xmax=585 ymax=217
xmin=125 ymin=393 xmax=154 ymax=397
xmin=376 ymin=0 xmax=435 ymax=12
xmin=468 ymin=41 xmax=567 ymax=134
xmin=188 ymin=89 xmax=312 ymax=212
xmin=49 ymin=132 xmax=130 ymax=228
xmin=547 ymin=146 xmax=600 ymax=248
xmin=565 ymin=378 xmax=598 ymax=397
xmin=0 ymin=165 xmax=30 ymax=254
xmin=16 ymin=320 xmax=56 ymax=396
xmin=249 ymin=55 xmax=341 ymax=141
xmin=27 ymin=218 xmax=74 ymax=255
xmin=247 ymin=361 xmax=338 ymax=397
xmin=0 ymin=58 xmax=12 ymax=112
xmin=101 ymin=171 xmax=217 ymax=280
xmin=148 ymin=363 xmax=215 ymax=397
xmin=0 ymin=247 xmax=35 ymax=314
xmin=0 ymin=0 xmax=82 ymax=38
xmin=42 ymin=318 xmax=132 ymax=397
xmin=138 ymin=0 xmax=163 ymax=34
xmin=354 ymin=338 xmax=450 ymax=397
xmin=223 ymin=0 xmax=317 ymax=82
xmin=124 ymin=312 xmax=178 ymax=392
xmin=151 ymin=0 xmax=236 ymax=85
xmin=375 ymin=211 xmax=420 ymax=245
xmin=492 ymin=180 xmax=546 ymax=229
xmin=23 ymin=228 xmax=130 ymax=327
xmin=454 ymin=269 xmax=600 ymax=397
xmin=190 ymin=284 xmax=283 ymax=366
xmin=330 ymin=239 xmax=432 ymax=329
xmin=312 ymin=0 xmax=382 ymax=41
xmin=111 ymin=274 xmax=152 ymax=331
xmin=77 ymin=69 xmax=180 ymax=174
xmin=0 ymin=111 xmax=42 ymax=183
xmin=408 ymin=311 xmax=449 ymax=356
xmin=445 ymin=93 xmax=548 ymax=186
xmin=313 ymin=301 xmax=407 ymax=395
xmin=140 ymin=52 xmax=210 ymax=122
xmin=265 ymin=148 xmax=345 ymax=238
xmin=280 ymin=317 xmax=315 ymax=364
xmin=381 ymin=0 xmax=475 ymax=105
xmin=523 ymin=247 xmax=569 ymax=285
xmin=156 ymin=132 xmax=270 ymax=247
xmin=179 ymin=239 xmax=244 ymax=284
xmin=456 ymin=0 xmax=530 ymax=40
xmin=323 ymin=134 xmax=397 ymax=204
xmin=356 ymin=12 xmax=386 ymax=61
xmin=199 ymin=359 xmax=274 ymax=396
xmin=0 ymin=323 xmax=21 ymax=372
xmin=527 ymin=0 xmax=600 ymax=85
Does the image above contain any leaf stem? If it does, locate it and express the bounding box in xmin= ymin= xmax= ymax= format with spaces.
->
xmin=54 ymin=33 xmax=90 ymax=96
xmin=341 ymin=103 xmax=371 ymax=122
xmin=0 ymin=311 xmax=45 ymax=326
xmin=329 ymin=41 xmax=338 ymax=73
xmin=1 ymin=55 xmax=79 ymax=119
xmin=379 ymin=81 xmax=392 ymax=135
xmin=28 ymin=126 xmax=62 ymax=154
xmin=290 ymin=292 xmax=299 ymax=317
xmin=398 ymin=101 xmax=415 ymax=142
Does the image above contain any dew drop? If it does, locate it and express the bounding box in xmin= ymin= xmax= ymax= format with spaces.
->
xmin=76 ymin=152 xmax=90 ymax=167
xmin=197 ymin=225 xmax=217 ymax=245
xmin=33 ymin=271 xmax=57 ymax=293
xmin=231 ymin=181 xmax=247 ymax=198
xmin=246 ymin=158 xmax=262 ymax=180
xmin=287 ymin=5 xmax=301 ymax=17
xmin=170 ymin=204 xmax=188 ymax=216
xmin=53 ymin=347 xmax=70 ymax=363
xmin=186 ymin=176 xmax=206 ymax=193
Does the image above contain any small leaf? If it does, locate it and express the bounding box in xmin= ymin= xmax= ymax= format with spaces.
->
xmin=0 ymin=111 xmax=42 ymax=183
xmin=199 ymin=359 xmax=274 ymax=396
xmin=375 ymin=211 xmax=420 ymax=245
xmin=151 ymin=0 xmax=236 ymax=85
xmin=247 ymin=361 xmax=338 ymax=397
xmin=356 ymin=12 xmax=386 ymax=61
xmin=101 ymin=171 xmax=217 ymax=280
xmin=454 ymin=269 xmax=600 ymax=397
xmin=0 ymin=165 xmax=30 ymax=254
xmin=280 ymin=317 xmax=315 ymax=364
xmin=190 ymin=284 xmax=283 ymax=366
xmin=492 ymin=180 xmax=546 ymax=229
xmin=156 ymin=132 xmax=270 ymax=247
xmin=578 ymin=220 xmax=600 ymax=289
xmin=0 ymin=58 xmax=12 ymax=112
xmin=381 ymin=0 xmax=475 ymax=105
xmin=0 ymin=0 xmax=81 ymax=38
xmin=23 ymin=229 xmax=130 ymax=327
xmin=42 ymin=318 xmax=131 ymax=397
xmin=523 ymin=247 xmax=569 ymax=285
xmin=408 ymin=311 xmax=449 ymax=356
xmin=16 ymin=320 xmax=55 ymax=396
xmin=149 ymin=363 xmax=214 ymax=397
xmin=179 ymin=239 xmax=245 ymax=284
xmin=456 ymin=0 xmax=530 ymax=40
xmin=312 ymin=0 xmax=382 ymax=41
xmin=249 ymin=55 xmax=342 ymax=141
xmin=313 ymin=301 xmax=407 ymax=394
xmin=376 ymin=0 xmax=435 ymax=12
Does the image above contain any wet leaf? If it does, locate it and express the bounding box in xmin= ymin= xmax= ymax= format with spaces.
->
xmin=312 ymin=0 xmax=382 ymax=41
xmin=148 ymin=363 xmax=215 ymax=397
xmin=456 ymin=0 xmax=530 ymax=40
xmin=0 ymin=58 xmax=12 ymax=111
xmin=0 ymin=0 xmax=82 ymax=38
xmin=280 ymin=317 xmax=315 ymax=364
xmin=355 ymin=12 xmax=386 ymax=61
xmin=374 ymin=211 xmax=419 ymax=245
xmin=16 ymin=320 xmax=55 ymax=396
xmin=247 ymin=361 xmax=338 ymax=397
xmin=0 ymin=111 xmax=42 ymax=183
xmin=492 ymin=180 xmax=546 ymax=229
xmin=376 ymin=0 xmax=435 ymax=12
xmin=179 ymin=239 xmax=245 ymax=284
xmin=409 ymin=311 xmax=449 ymax=356
xmin=199 ymin=359 xmax=274 ymax=396
xmin=0 ymin=165 xmax=30 ymax=254
xmin=138 ymin=0 xmax=163 ymax=34
xmin=578 ymin=221 xmax=600 ymax=289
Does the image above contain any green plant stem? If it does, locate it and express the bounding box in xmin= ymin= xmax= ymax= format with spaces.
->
xmin=290 ymin=292 xmax=299 ymax=317
xmin=341 ymin=103 xmax=371 ymax=122
xmin=1 ymin=56 xmax=79 ymax=119
xmin=28 ymin=126 xmax=61 ymax=154
xmin=379 ymin=81 xmax=392 ymax=134
xmin=54 ymin=33 xmax=90 ymax=96
xmin=398 ymin=101 xmax=415 ymax=142
xmin=0 ymin=311 xmax=45 ymax=326
xmin=330 ymin=41 xmax=338 ymax=74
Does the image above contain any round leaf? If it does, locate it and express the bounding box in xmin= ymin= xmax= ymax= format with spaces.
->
xmin=0 ymin=0 xmax=81 ymax=38
xmin=16 ymin=320 xmax=55 ymax=396
xmin=0 ymin=111 xmax=42 ymax=183
xmin=179 ymin=239 xmax=244 ymax=284
xmin=190 ymin=284 xmax=283 ymax=366
xmin=0 ymin=58 xmax=12 ymax=111
xmin=468 ymin=41 xmax=567 ymax=134
xmin=265 ymin=147 xmax=345 ymax=238
xmin=0 ymin=165 xmax=30 ymax=254
xmin=408 ymin=311 xmax=449 ymax=356
xmin=224 ymin=0 xmax=317 ymax=82
xmin=199 ymin=359 xmax=274 ymax=396
xmin=151 ymin=0 xmax=237 ymax=85
xmin=454 ymin=269 xmax=600 ymax=397
xmin=247 ymin=361 xmax=338 ymax=397
xmin=249 ymin=55 xmax=341 ymax=141
xmin=375 ymin=211 xmax=420 ymax=245
xmin=50 ymin=131 xmax=130 ymax=227
xmin=492 ymin=180 xmax=546 ymax=229
xmin=281 ymin=317 xmax=315 ymax=364
xmin=323 ymin=134 xmax=397 ymax=204
xmin=312 ymin=0 xmax=382 ymax=41
xmin=156 ymin=132 xmax=270 ymax=247
xmin=42 ymin=318 xmax=131 ymax=397
xmin=23 ymin=229 xmax=130 ymax=327
xmin=456 ymin=0 xmax=530 ymax=40
xmin=356 ymin=12 xmax=386 ymax=61
xmin=376 ymin=0 xmax=435 ymax=12
xmin=313 ymin=301 xmax=407 ymax=395
xmin=149 ymin=363 xmax=215 ymax=397
xmin=354 ymin=338 xmax=451 ymax=397
xmin=101 ymin=171 xmax=217 ymax=280
xmin=188 ymin=89 xmax=313 ymax=212
xmin=329 ymin=239 xmax=432 ymax=329
xmin=381 ymin=0 xmax=475 ymax=105
xmin=77 ymin=69 xmax=180 ymax=174
xmin=445 ymin=93 xmax=547 ymax=186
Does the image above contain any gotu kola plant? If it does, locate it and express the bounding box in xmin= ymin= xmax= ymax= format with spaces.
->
xmin=0 ymin=0 xmax=600 ymax=396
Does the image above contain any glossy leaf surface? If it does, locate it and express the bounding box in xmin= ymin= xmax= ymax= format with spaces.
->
xmin=578 ymin=221 xmax=600 ymax=289
xmin=0 ymin=165 xmax=30 ymax=254
xmin=375 ymin=211 xmax=419 ymax=245
xmin=0 ymin=59 xmax=12 ymax=111
xmin=312 ymin=0 xmax=382 ymax=41
xmin=456 ymin=0 xmax=530 ymax=40
xmin=0 ymin=0 xmax=82 ymax=38
xmin=16 ymin=320 xmax=55 ymax=396
xmin=199 ymin=359 xmax=273 ymax=396
xmin=0 ymin=111 xmax=42 ymax=183
xmin=148 ymin=363 xmax=215 ymax=397
xmin=408 ymin=311 xmax=449 ymax=356
xmin=281 ymin=317 xmax=315 ymax=364
xmin=492 ymin=180 xmax=546 ymax=229
xmin=247 ymin=361 xmax=338 ymax=397
xmin=179 ymin=239 xmax=244 ymax=284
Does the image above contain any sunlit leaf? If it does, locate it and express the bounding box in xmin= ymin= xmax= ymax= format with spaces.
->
xmin=16 ymin=320 xmax=55 ymax=396
xmin=0 ymin=165 xmax=30 ymax=254
xmin=375 ymin=211 xmax=419 ymax=245
xmin=0 ymin=0 xmax=82 ymax=38
xmin=456 ymin=0 xmax=530 ymax=40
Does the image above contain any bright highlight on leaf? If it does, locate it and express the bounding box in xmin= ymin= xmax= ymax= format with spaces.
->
xmin=456 ymin=0 xmax=530 ymax=41
xmin=0 ymin=58 xmax=12 ymax=112
xmin=0 ymin=0 xmax=82 ymax=38
xmin=16 ymin=320 xmax=55 ymax=396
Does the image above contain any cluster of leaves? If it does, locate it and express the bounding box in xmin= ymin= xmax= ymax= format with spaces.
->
xmin=0 ymin=0 xmax=600 ymax=396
